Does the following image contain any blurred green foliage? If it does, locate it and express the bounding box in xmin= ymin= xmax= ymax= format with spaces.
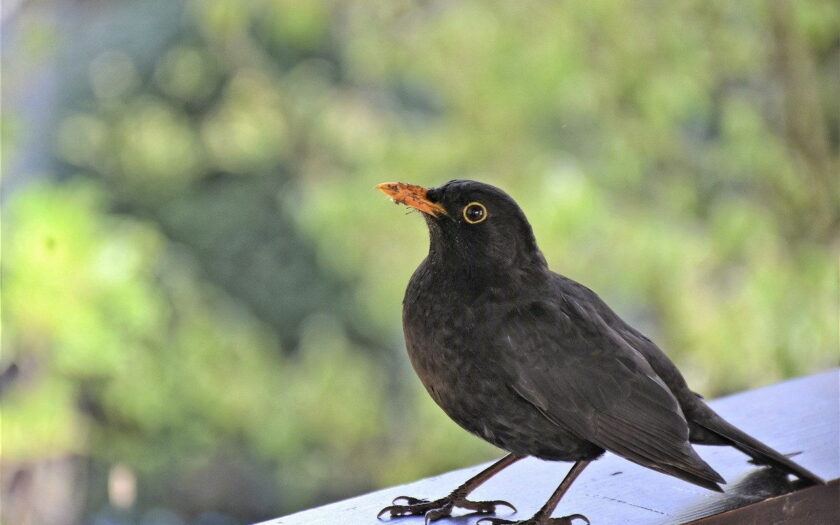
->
xmin=2 ymin=1 xmax=838 ymax=524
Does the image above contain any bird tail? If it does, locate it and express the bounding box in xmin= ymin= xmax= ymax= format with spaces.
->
xmin=695 ymin=409 xmax=824 ymax=486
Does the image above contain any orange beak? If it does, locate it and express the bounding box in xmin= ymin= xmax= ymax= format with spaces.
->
xmin=376 ymin=182 xmax=448 ymax=217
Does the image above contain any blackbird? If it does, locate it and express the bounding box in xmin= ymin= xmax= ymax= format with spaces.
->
xmin=374 ymin=180 xmax=823 ymax=525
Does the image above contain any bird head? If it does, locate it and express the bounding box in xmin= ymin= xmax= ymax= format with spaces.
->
xmin=376 ymin=180 xmax=547 ymax=275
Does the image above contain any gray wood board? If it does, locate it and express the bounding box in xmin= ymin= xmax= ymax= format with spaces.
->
xmin=256 ymin=369 xmax=839 ymax=525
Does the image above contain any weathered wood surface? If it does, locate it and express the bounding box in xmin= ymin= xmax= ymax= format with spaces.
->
xmin=256 ymin=369 xmax=839 ymax=525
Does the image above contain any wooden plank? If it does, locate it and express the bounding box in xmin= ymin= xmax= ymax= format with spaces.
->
xmin=687 ymin=478 xmax=839 ymax=525
xmin=256 ymin=369 xmax=839 ymax=525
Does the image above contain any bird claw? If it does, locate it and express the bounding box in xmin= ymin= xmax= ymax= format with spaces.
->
xmin=476 ymin=513 xmax=589 ymax=525
xmin=378 ymin=494 xmax=516 ymax=522
xmin=562 ymin=515 xmax=590 ymax=525
xmin=461 ymin=499 xmax=517 ymax=515
xmin=391 ymin=495 xmax=431 ymax=506
xmin=377 ymin=497 xmax=448 ymax=520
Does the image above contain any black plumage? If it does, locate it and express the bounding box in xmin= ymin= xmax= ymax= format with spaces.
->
xmin=375 ymin=180 xmax=823 ymax=525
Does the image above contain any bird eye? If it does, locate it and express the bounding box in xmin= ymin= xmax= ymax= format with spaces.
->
xmin=463 ymin=202 xmax=488 ymax=224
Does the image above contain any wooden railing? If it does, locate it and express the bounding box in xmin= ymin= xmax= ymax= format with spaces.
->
xmin=257 ymin=369 xmax=839 ymax=525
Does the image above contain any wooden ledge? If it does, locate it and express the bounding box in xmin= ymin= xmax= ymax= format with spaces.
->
xmin=257 ymin=369 xmax=839 ymax=525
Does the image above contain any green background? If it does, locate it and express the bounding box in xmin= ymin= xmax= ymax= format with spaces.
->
xmin=2 ymin=1 xmax=837 ymax=524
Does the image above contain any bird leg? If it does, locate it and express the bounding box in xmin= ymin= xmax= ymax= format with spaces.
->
xmin=477 ymin=460 xmax=591 ymax=525
xmin=377 ymin=454 xmax=522 ymax=523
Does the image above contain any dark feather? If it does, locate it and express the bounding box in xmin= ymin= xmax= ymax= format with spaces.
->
xmin=560 ymin=276 xmax=824 ymax=486
xmin=500 ymin=273 xmax=724 ymax=490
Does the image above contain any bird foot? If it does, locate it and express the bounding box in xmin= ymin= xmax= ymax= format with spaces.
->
xmin=378 ymin=494 xmax=516 ymax=523
xmin=477 ymin=513 xmax=589 ymax=525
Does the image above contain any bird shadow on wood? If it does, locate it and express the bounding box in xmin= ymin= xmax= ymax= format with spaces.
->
xmin=671 ymin=466 xmax=807 ymax=523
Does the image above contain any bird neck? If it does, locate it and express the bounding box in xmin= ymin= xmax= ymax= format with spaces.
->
xmin=424 ymin=245 xmax=549 ymax=297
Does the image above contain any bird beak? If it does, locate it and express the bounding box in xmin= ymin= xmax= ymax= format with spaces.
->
xmin=376 ymin=182 xmax=448 ymax=217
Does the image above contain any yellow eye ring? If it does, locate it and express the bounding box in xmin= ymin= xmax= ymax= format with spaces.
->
xmin=462 ymin=202 xmax=488 ymax=224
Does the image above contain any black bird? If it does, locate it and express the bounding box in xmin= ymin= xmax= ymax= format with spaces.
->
xmin=375 ymin=180 xmax=823 ymax=525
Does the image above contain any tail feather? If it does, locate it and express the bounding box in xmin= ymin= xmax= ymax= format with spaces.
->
xmin=658 ymin=465 xmax=725 ymax=493
xmin=619 ymin=441 xmax=726 ymax=492
xmin=653 ymin=453 xmax=725 ymax=493
xmin=696 ymin=413 xmax=824 ymax=485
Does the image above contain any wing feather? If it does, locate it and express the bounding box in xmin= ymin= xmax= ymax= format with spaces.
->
xmin=499 ymin=281 xmax=724 ymax=489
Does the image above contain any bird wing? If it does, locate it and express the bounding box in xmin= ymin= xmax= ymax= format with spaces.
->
xmin=498 ymin=284 xmax=724 ymax=489
xmin=577 ymin=290 xmax=823 ymax=485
